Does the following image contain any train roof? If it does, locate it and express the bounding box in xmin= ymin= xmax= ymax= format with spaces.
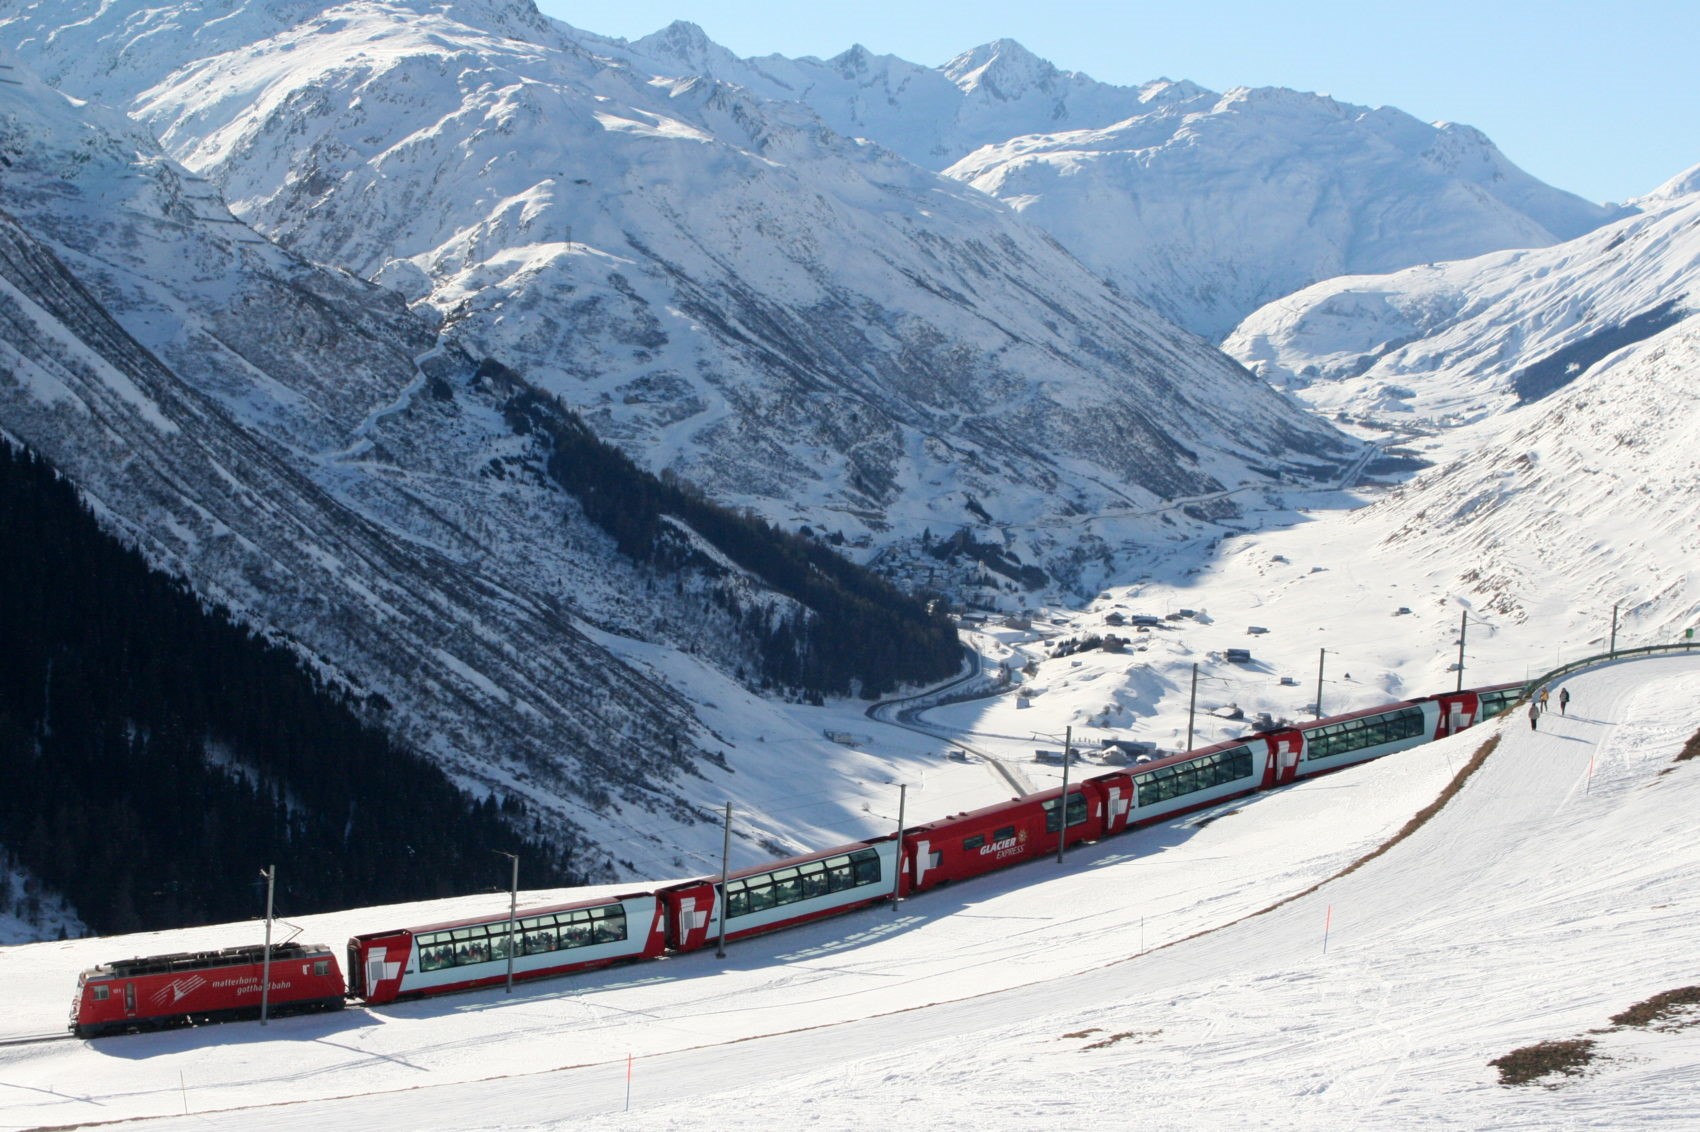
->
xmin=81 ymin=941 xmax=336 ymax=981
xmin=353 ymin=890 xmax=663 ymax=938
xmin=658 ymin=836 xmax=897 ymax=890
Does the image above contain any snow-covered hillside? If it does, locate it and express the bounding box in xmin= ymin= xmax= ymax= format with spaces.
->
xmin=1 ymin=0 xmax=1352 ymax=587
xmin=1225 ymin=184 xmax=1700 ymax=427
xmin=0 ymin=47 xmax=876 ymax=884
xmin=947 ymin=85 xmax=1624 ymax=341
xmin=582 ymin=25 xmax=1624 ymax=340
xmin=2 ymin=656 xmax=1696 ymax=1127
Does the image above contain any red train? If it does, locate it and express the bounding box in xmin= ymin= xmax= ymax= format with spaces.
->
xmin=69 ymin=942 xmax=345 ymax=1038
xmin=74 ymin=681 xmax=1521 ymax=1034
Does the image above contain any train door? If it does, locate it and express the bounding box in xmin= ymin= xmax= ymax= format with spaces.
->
xmin=1095 ymin=776 xmax=1135 ymax=835
xmin=123 ymin=982 xmax=136 ymax=1019
xmin=1431 ymin=693 xmax=1474 ymax=738
xmin=662 ymin=882 xmax=718 ymax=952
xmin=1274 ymin=735 xmax=1301 ymax=784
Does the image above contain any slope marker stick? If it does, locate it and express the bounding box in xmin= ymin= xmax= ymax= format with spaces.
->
xmin=1323 ymin=904 xmax=1333 ymax=955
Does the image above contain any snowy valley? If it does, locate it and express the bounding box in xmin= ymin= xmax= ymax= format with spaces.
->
xmin=0 ymin=1 xmax=1697 ymax=1121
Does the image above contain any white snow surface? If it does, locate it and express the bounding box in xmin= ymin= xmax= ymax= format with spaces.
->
xmin=3 ymin=655 xmax=1698 ymax=1127
xmin=1224 ymin=188 xmax=1700 ymax=428
xmin=1 ymin=0 xmax=1351 ymax=564
xmin=581 ymin=23 xmax=1626 ymax=340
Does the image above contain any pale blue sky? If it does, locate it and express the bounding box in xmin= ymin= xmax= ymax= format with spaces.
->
xmin=536 ymin=0 xmax=1698 ymax=204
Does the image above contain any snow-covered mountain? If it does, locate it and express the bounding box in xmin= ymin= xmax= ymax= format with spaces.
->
xmin=585 ymin=25 xmax=1203 ymax=172
xmin=0 ymin=46 xmax=875 ymax=882
xmin=1224 ymin=184 xmax=1700 ymax=428
xmin=0 ymin=0 xmax=1353 ymax=594
xmin=946 ymin=85 xmax=1626 ymax=341
xmin=579 ymin=25 xmax=1625 ymax=341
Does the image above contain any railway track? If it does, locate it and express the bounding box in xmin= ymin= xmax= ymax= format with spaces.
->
xmin=0 ymin=1030 xmax=74 ymax=1047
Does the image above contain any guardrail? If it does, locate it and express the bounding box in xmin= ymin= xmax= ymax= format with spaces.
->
xmin=1519 ymin=639 xmax=1700 ymax=701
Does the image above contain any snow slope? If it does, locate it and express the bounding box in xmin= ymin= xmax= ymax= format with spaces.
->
xmin=0 ymin=46 xmax=916 ymax=885
xmin=1 ymin=0 xmax=1352 ymax=581
xmin=947 ymin=85 xmax=1625 ymax=341
xmin=583 ymin=25 xmax=1624 ymax=341
xmin=2 ymin=655 xmax=1696 ymax=1127
xmin=1225 ymin=186 xmax=1700 ymax=427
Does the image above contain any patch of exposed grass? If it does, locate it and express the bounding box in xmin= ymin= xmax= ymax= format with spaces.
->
xmin=1610 ymin=986 xmax=1700 ymax=1031
xmin=1080 ymin=1029 xmax=1161 ymax=1051
xmin=1490 ymin=1038 xmax=1598 ymax=1086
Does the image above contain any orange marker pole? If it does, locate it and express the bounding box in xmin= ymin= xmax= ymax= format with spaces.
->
xmin=1323 ymin=904 xmax=1333 ymax=955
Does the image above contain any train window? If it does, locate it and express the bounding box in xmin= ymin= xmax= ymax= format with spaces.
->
xmin=1133 ymin=746 xmax=1253 ymax=807
xmin=962 ymin=834 xmax=986 ymax=851
xmin=93 ymin=985 xmax=110 ymax=1001
xmin=1305 ymin=706 xmax=1425 ymax=760
xmin=1479 ymin=688 xmax=1518 ymax=718
xmin=726 ymin=849 xmax=882 ymax=919
xmin=1042 ymin=793 xmax=1090 ymax=833
xmin=852 ymin=848 xmax=882 ymax=885
xmin=994 ymin=825 xmax=1017 ymax=843
xmin=313 ymin=961 xmax=329 ymax=977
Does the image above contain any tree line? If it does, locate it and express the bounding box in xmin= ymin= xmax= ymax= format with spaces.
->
xmin=495 ymin=370 xmax=962 ymax=697
xmin=0 ymin=441 xmax=579 ymax=936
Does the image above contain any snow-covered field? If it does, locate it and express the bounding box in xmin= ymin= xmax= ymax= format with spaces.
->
xmin=4 ymin=654 xmax=1696 ymax=1129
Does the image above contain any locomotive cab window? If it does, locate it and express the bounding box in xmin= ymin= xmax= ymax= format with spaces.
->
xmin=92 ymin=985 xmax=110 ymax=1001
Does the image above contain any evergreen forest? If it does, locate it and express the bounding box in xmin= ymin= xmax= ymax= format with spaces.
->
xmin=0 ymin=442 xmax=579 ymax=936
xmin=495 ymin=370 xmax=963 ymax=697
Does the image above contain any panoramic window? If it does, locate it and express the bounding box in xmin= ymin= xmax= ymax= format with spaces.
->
xmin=724 ymin=847 xmax=883 ymax=919
xmin=1304 ymin=706 xmax=1425 ymax=760
xmin=1134 ymin=745 xmax=1254 ymax=807
xmin=415 ymin=904 xmax=628 ymax=971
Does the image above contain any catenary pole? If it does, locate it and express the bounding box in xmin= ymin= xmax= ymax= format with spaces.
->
xmin=889 ymin=783 xmax=907 ymax=909
xmin=1186 ymin=663 xmax=1198 ymax=751
xmin=1610 ymin=602 xmax=1619 ymax=657
xmin=715 ymin=802 xmax=732 ymax=959
xmin=259 ymin=865 xmax=274 ymax=1026
xmin=1315 ymin=649 xmax=1326 ymax=720
xmin=1057 ymin=726 xmax=1071 ymax=864
xmin=1456 ymin=611 xmax=1468 ymax=691
xmin=493 ymin=851 xmax=518 ymax=994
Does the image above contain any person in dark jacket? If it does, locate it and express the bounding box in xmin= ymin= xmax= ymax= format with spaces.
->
xmin=1559 ymin=687 xmax=1571 ymax=715
xmin=1528 ymin=701 xmax=1540 ymax=730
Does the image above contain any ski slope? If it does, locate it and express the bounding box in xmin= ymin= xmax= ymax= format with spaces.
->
xmin=2 ymin=655 xmax=1697 ymax=1128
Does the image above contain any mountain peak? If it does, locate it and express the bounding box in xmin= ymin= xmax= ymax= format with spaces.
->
xmin=1637 ymin=161 xmax=1700 ymax=206
xmin=941 ymin=39 xmax=1061 ymax=100
xmin=828 ymin=43 xmax=876 ymax=77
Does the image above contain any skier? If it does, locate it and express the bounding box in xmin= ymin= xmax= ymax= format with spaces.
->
xmin=1528 ymin=701 xmax=1540 ymax=731
xmin=1559 ymin=687 xmax=1571 ymax=715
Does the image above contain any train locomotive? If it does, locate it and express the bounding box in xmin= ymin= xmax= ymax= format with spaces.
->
xmin=72 ymin=681 xmax=1521 ymax=1036
xmin=69 ymin=941 xmax=345 ymax=1038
